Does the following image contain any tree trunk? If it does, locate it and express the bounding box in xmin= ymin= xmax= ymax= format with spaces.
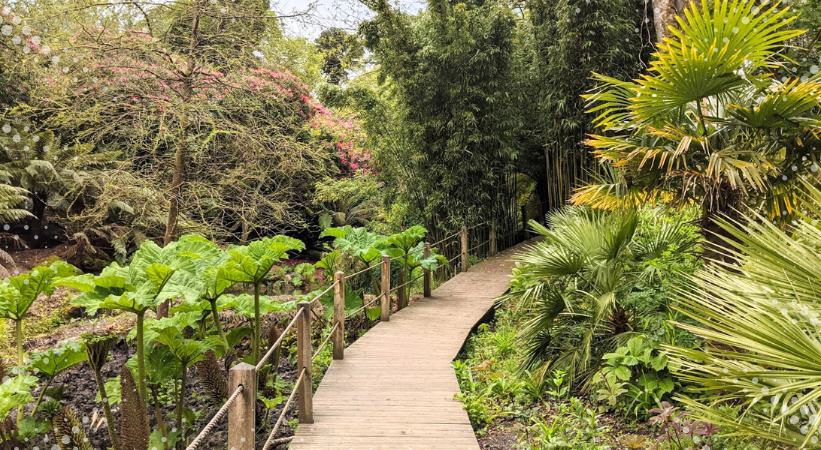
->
xmin=700 ymin=186 xmax=741 ymax=262
xmin=158 ymin=1 xmax=201 ymax=318
xmin=653 ymin=0 xmax=690 ymax=42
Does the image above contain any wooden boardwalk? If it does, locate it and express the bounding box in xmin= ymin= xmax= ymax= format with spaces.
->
xmin=290 ymin=242 xmax=526 ymax=450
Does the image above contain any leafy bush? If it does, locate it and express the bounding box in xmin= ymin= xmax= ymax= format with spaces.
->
xmin=665 ymin=182 xmax=821 ymax=447
xmin=502 ymin=205 xmax=700 ymax=386
xmin=591 ymin=336 xmax=676 ymax=417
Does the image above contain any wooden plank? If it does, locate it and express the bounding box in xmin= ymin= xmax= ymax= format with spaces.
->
xmin=289 ymin=243 xmax=527 ymax=450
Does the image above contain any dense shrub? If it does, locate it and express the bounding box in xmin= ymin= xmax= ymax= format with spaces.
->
xmin=502 ymin=205 xmax=701 ymax=389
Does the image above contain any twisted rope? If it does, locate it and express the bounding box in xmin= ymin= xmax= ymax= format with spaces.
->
xmin=312 ymin=322 xmax=339 ymax=362
xmin=468 ymin=239 xmax=490 ymax=254
xmin=388 ymin=274 xmax=424 ymax=294
xmin=262 ymin=368 xmax=306 ymax=450
xmin=186 ymin=385 xmax=244 ymax=450
xmin=345 ymin=295 xmax=383 ymax=319
xmin=256 ymin=309 xmax=302 ymax=371
xmin=344 ymin=263 xmax=379 ymax=281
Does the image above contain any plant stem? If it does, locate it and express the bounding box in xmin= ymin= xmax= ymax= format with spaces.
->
xmin=136 ymin=311 xmax=147 ymax=402
xmin=152 ymin=387 xmax=167 ymax=450
xmin=176 ymin=365 xmax=187 ymax=447
xmin=696 ymin=98 xmax=707 ymax=135
xmin=15 ymin=319 xmax=23 ymax=426
xmin=15 ymin=319 xmax=23 ymax=366
xmin=209 ymin=298 xmax=229 ymax=350
xmin=253 ymin=282 xmax=261 ymax=363
xmin=30 ymin=376 xmax=53 ymax=416
xmin=92 ymin=368 xmax=119 ymax=450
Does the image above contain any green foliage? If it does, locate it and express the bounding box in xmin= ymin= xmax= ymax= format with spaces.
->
xmin=0 ymin=260 xmax=78 ymax=321
xmin=502 ymin=206 xmax=700 ymax=385
xmin=28 ymin=340 xmax=87 ymax=379
xmin=361 ymin=0 xmax=518 ymax=225
xmin=223 ymin=235 xmax=304 ymax=362
xmin=0 ymin=374 xmax=36 ymax=421
xmin=525 ymin=398 xmax=610 ymax=449
xmin=665 ymin=182 xmax=821 ymax=447
xmin=314 ymin=173 xmax=383 ymax=227
xmin=315 ymin=28 xmax=364 ymax=85
xmin=583 ymin=0 xmax=820 ymax=224
xmin=591 ymin=336 xmax=676 ymax=417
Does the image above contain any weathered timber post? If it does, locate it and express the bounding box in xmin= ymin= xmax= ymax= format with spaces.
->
xmin=380 ymin=256 xmax=391 ymax=321
xmin=423 ymin=242 xmax=432 ymax=297
xmin=228 ymin=363 xmax=256 ymax=450
xmin=397 ymin=267 xmax=406 ymax=310
xmin=460 ymin=226 xmax=469 ymax=272
xmin=332 ymin=272 xmax=345 ymax=360
xmin=296 ymin=302 xmax=313 ymax=423
xmin=489 ymin=222 xmax=498 ymax=257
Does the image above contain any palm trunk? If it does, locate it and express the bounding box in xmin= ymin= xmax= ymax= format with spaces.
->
xmin=652 ymin=0 xmax=690 ymax=42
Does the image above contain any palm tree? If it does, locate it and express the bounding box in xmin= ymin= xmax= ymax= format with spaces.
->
xmin=502 ymin=207 xmax=698 ymax=386
xmin=665 ymin=182 xmax=821 ymax=448
xmin=578 ymin=0 xmax=820 ymax=245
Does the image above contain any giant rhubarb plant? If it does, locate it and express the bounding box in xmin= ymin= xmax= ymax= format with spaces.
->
xmin=222 ymin=236 xmax=305 ymax=363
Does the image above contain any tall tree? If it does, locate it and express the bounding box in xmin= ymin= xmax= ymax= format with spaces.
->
xmin=316 ymin=27 xmax=364 ymax=84
xmin=361 ymin=0 xmax=518 ymax=227
xmin=515 ymin=0 xmax=645 ymax=212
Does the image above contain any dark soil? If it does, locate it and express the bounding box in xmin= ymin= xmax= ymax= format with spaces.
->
xmin=477 ymin=418 xmax=521 ymax=450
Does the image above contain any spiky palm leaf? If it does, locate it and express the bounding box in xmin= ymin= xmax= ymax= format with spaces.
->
xmin=665 ymin=183 xmax=821 ymax=447
xmin=503 ymin=207 xmax=696 ymax=385
xmin=581 ymin=0 xmax=820 ymax=222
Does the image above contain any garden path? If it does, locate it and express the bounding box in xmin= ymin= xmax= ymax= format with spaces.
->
xmin=289 ymin=241 xmax=528 ymax=450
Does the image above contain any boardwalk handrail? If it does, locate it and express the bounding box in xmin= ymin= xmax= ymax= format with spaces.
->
xmin=187 ymin=219 xmax=519 ymax=449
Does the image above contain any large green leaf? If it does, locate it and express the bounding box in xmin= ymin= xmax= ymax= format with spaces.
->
xmin=221 ymin=293 xmax=296 ymax=319
xmin=0 ymin=374 xmax=36 ymax=420
xmin=0 ymin=260 xmax=80 ymax=320
xmin=29 ymin=340 xmax=87 ymax=378
xmin=223 ymin=236 xmax=305 ymax=284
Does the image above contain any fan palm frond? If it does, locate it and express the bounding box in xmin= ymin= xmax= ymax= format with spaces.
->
xmin=665 ymin=184 xmax=821 ymax=447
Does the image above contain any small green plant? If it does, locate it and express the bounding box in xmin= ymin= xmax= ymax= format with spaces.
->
xmin=28 ymin=341 xmax=88 ymax=414
xmin=222 ymin=235 xmax=305 ymax=363
xmin=0 ymin=261 xmax=79 ymax=367
xmin=523 ymin=397 xmax=609 ymax=449
xmin=591 ymin=335 xmax=675 ymax=417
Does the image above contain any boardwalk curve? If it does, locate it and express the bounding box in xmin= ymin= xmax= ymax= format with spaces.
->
xmin=290 ymin=242 xmax=527 ymax=450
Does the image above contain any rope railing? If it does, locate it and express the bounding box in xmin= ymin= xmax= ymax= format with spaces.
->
xmin=468 ymin=239 xmax=490 ymax=254
xmin=186 ymin=385 xmax=244 ymax=450
xmin=430 ymin=230 xmax=461 ymax=247
xmin=261 ymin=368 xmax=307 ymax=450
xmin=389 ymin=273 xmax=424 ymax=294
xmin=312 ymin=322 xmax=339 ymax=362
xmin=343 ymin=263 xmax=379 ymax=281
xmin=256 ymin=308 xmax=303 ymax=371
xmin=190 ymin=218 xmax=525 ymax=450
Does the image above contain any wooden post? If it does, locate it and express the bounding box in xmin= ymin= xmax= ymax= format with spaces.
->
xmin=228 ymin=363 xmax=256 ymax=450
xmin=489 ymin=222 xmax=498 ymax=257
xmin=460 ymin=225 xmax=469 ymax=272
xmin=332 ymin=272 xmax=344 ymax=360
xmin=296 ymin=302 xmax=313 ymax=424
xmin=380 ymin=256 xmax=391 ymax=322
xmin=423 ymin=243 xmax=432 ymax=297
xmin=396 ymin=268 xmax=406 ymax=311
